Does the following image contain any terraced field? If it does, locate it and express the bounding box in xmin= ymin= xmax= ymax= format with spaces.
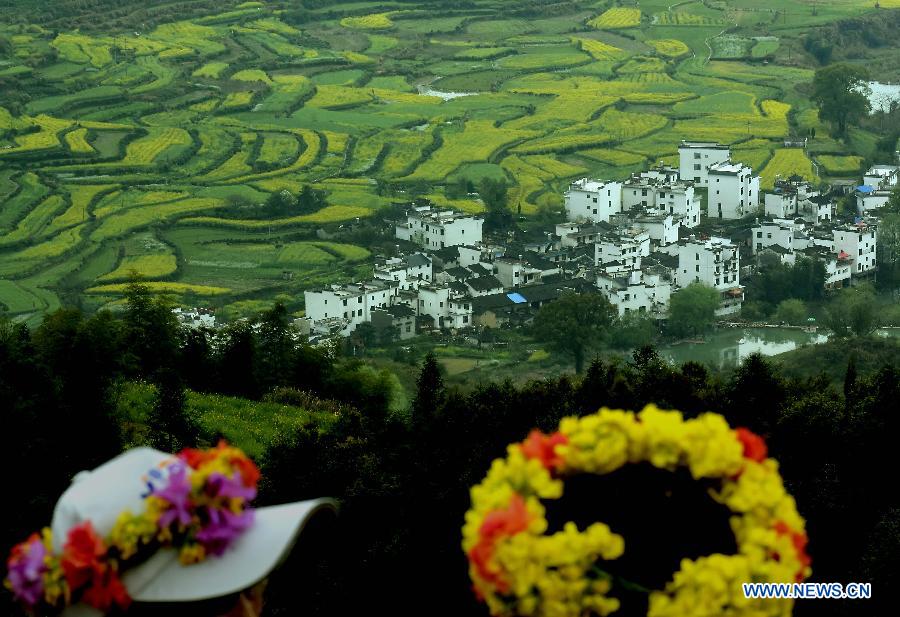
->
xmin=0 ymin=0 xmax=886 ymax=323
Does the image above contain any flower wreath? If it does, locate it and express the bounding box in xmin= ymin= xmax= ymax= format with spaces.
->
xmin=462 ymin=405 xmax=811 ymax=617
xmin=5 ymin=442 xmax=260 ymax=614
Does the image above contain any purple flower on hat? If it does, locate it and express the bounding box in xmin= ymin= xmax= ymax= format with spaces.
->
xmin=195 ymin=507 xmax=255 ymax=556
xmin=6 ymin=534 xmax=47 ymax=606
xmin=152 ymin=463 xmax=193 ymax=528
xmin=207 ymin=472 xmax=257 ymax=501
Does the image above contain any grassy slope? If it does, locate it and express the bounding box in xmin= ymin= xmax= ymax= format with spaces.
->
xmin=115 ymin=381 xmax=335 ymax=457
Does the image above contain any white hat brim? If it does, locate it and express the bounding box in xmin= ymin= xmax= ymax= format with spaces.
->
xmin=61 ymin=498 xmax=337 ymax=615
xmin=131 ymin=498 xmax=338 ymax=602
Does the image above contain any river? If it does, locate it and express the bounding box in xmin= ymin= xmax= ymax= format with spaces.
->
xmin=658 ymin=327 xmax=900 ymax=370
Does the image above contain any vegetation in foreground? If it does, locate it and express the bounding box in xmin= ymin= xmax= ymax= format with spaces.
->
xmin=3 ymin=284 xmax=900 ymax=616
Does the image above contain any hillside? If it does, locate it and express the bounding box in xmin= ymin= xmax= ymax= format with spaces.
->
xmin=0 ymin=0 xmax=891 ymax=324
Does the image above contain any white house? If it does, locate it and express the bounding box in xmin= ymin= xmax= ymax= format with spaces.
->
xmin=416 ymin=284 xmax=452 ymax=328
xmin=633 ymin=213 xmax=679 ymax=246
xmin=564 ymin=178 xmax=623 ymax=223
xmin=622 ymin=175 xmax=699 ymax=228
xmin=863 ymin=164 xmax=899 ymax=190
xmin=764 ymin=191 xmax=798 ymax=219
xmin=172 ymin=308 xmax=216 ymax=329
xmin=396 ymin=205 xmax=483 ymax=250
xmin=678 ymin=141 xmax=731 ymax=186
xmin=707 ymin=161 xmax=760 ymax=219
xmin=494 ymin=258 xmax=542 ymax=288
xmin=373 ymin=253 xmax=432 ymax=290
xmin=751 ymin=221 xmax=795 ymax=255
xmin=304 ymin=280 xmax=398 ymax=335
xmin=833 ymin=223 xmax=877 ymax=276
xmin=594 ymin=230 xmax=651 ymax=269
xmin=676 ymin=237 xmax=743 ymax=315
xmin=856 ymin=188 xmax=892 ymax=214
xmin=557 ymin=223 xmax=611 ymax=248
xmin=596 ymin=269 xmax=671 ymax=318
xmin=466 ymin=275 xmax=505 ymax=297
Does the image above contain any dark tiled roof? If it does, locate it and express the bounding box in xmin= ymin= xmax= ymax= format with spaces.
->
xmin=445 ymin=266 xmax=474 ymax=280
xmin=468 ymin=263 xmax=492 ymax=276
xmin=449 ymin=281 xmax=469 ymax=294
xmin=471 ymin=293 xmax=515 ymax=312
xmin=386 ymin=304 xmax=416 ymax=318
xmin=406 ymin=253 xmax=431 ymax=267
xmin=523 ymin=250 xmax=555 ymax=270
xmin=431 ymin=246 xmax=460 ymax=262
xmin=467 ymin=275 xmax=504 ymax=291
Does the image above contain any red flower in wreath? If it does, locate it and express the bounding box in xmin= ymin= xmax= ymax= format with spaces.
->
xmin=520 ymin=430 xmax=568 ymax=471
xmin=736 ymin=427 xmax=768 ymax=462
xmin=469 ymin=494 xmax=532 ymax=593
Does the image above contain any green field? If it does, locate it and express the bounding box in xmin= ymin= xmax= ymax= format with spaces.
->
xmin=0 ymin=0 xmax=889 ymax=320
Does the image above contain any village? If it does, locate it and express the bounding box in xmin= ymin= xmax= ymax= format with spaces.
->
xmin=173 ymin=141 xmax=897 ymax=342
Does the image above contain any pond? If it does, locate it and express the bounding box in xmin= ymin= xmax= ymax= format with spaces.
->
xmin=416 ymin=84 xmax=478 ymax=101
xmin=657 ymin=327 xmax=900 ymax=370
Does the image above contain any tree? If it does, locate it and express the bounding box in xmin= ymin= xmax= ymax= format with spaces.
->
xmin=533 ymin=292 xmax=616 ymax=373
xmin=478 ymin=177 xmax=513 ymax=232
xmin=297 ymin=185 xmax=327 ymax=214
xmin=411 ymin=353 xmax=445 ymax=427
xmin=148 ymin=368 xmax=198 ymax=452
xmin=823 ymin=285 xmax=878 ymax=337
xmin=773 ymin=298 xmax=808 ymax=325
xmin=876 ymin=211 xmax=900 ymax=290
xmin=608 ymin=312 xmax=656 ymax=350
xmin=811 ymin=64 xmax=871 ymax=136
xmin=667 ymin=283 xmax=720 ymax=339
xmin=122 ymin=280 xmax=181 ymax=377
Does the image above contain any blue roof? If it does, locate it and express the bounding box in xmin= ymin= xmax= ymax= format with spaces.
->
xmin=507 ymin=292 xmax=527 ymax=304
xmin=857 ymin=185 xmax=874 ymax=193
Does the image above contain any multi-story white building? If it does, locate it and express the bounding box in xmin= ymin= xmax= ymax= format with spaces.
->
xmin=564 ymin=178 xmax=623 ymax=223
xmin=595 ymin=230 xmax=651 ymax=269
xmin=833 ymin=223 xmax=877 ymax=276
xmin=304 ymin=280 xmax=398 ymax=335
xmin=676 ymin=237 xmax=743 ymax=315
xmin=596 ymin=269 xmax=672 ymax=318
xmin=764 ymin=191 xmax=798 ymax=219
xmin=708 ymin=161 xmax=760 ymax=219
xmin=856 ymin=187 xmax=892 ymax=215
xmin=863 ymin=164 xmax=899 ymax=190
xmin=633 ymin=213 xmax=679 ymax=246
xmin=622 ymin=175 xmax=699 ymax=227
xmin=416 ymin=284 xmax=452 ymax=327
xmin=396 ymin=205 xmax=483 ymax=250
xmin=494 ymin=258 xmax=542 ymax=288
xmin=678 ymin=141 xmax=731 ymax=186
xmin=752 ymin=221 xmax=796 ymax=255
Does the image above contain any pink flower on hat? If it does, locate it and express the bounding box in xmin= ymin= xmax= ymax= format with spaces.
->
xmin=153 ymin=463 xmax=194 ymax=529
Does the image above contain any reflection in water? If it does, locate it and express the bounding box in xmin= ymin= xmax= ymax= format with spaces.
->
xmin=660 ymin=328 xmax=830 ymax=370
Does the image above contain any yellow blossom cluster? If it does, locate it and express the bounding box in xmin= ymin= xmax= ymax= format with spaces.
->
xmin=110 ymin=510 xmax=159 ymax=559
xmin=463 ymin=405 xmax=810 ymax=617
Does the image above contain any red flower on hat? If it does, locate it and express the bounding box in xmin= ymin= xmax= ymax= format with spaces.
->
xmin=232 ymin=454 xmax=260 ymax=489
xmin=520 ymin=430 xmax=568 ymax=472
xmin=61 ymin=522 xmax=107 ymax=591
xmin=82 ymin=566 xmax=131 ymax=612
xmin=736 ymin=427 xmax=768 ymax=463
